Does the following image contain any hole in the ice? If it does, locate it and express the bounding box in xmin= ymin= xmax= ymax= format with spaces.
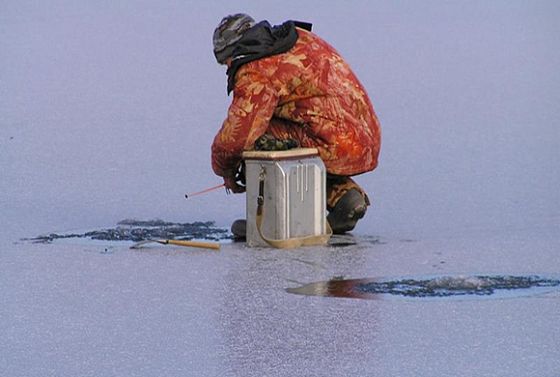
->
xmin=287 ymin=275 xmax=560 ymax=300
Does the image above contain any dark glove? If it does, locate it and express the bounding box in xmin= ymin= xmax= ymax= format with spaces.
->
xmin=235 ymin=162 xmax=246 ymax=186
xmin=224 ymin=163 xmax=246 ymax=194
xmin=223 ymin=176 xmax=245 ymax=193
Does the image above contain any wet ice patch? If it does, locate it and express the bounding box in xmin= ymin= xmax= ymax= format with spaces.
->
xmin=24 ymin=219 xmax=231 ymax=244
xmin=287 ymin=275 xmax=560 ymax=300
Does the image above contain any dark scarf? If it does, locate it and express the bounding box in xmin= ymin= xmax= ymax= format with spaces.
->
xmin=226 ymin=20 xmax=312 ymax=94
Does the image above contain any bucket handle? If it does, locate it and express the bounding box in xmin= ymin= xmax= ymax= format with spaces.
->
xmin=255 ymin=166 xmax=332 ymax=249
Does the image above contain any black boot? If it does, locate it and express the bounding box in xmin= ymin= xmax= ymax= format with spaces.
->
xmin=327 ymin=189 xmax=367 ymax=234
xmin=231 ymin=219 xmax=247 ymax=240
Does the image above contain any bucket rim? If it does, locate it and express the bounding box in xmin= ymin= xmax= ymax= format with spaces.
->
xmin=242 ymin=148 xmax=319 ymax=161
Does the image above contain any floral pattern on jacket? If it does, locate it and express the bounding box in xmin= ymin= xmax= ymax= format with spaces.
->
xmin=211 ymin=28 xmax=381 ymax=177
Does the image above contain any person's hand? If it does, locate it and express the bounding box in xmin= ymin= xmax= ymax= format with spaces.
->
xmin=223 ymin=175 xmax=245 ymax=193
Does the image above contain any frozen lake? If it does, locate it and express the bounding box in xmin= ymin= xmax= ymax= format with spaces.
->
xmin=1 ymin=1 xmax=559 ymax=376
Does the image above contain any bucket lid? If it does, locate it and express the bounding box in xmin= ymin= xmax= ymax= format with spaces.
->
xmin=242 ymin=148 xmax=319 ymax=161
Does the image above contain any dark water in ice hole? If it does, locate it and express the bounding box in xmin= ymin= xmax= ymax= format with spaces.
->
xmin=287 ymin=275 xmax=560 ymax=300
xmin=23 ymin=219 xmax=232 ymax=243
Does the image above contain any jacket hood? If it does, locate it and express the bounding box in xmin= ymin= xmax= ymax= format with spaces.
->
xmin=226 ymin=20 xmax=311 ymax=94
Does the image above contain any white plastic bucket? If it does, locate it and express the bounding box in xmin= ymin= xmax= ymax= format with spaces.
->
xmin=242 ymin=148 xmax=330 ymax=248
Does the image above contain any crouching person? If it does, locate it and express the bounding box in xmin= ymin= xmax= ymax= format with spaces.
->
xmin=210 ymin=14 xmax=381 ymax=236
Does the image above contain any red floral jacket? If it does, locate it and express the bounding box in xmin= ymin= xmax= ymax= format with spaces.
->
xmin=211 ymin=28 xmax=381 ymax=178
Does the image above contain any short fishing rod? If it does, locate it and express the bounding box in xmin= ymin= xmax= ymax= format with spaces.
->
xmin=184 ymin=183 xmax=227 ymax=199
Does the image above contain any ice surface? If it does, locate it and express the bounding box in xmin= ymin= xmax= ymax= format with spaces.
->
xmin=1 ymin=1 xmax=559 ymax=376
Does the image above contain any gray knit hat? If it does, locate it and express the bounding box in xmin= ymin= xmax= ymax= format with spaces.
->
xmin=213 ymin=13 xmax=256 ymax=64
